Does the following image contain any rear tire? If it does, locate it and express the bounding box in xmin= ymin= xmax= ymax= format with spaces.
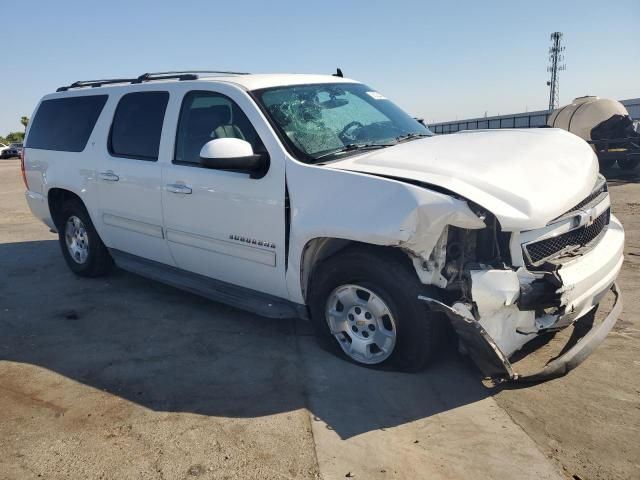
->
xmin=617 ymin=157 xmax=640 ymax=170
xmin=598 ymin=157 xmax=616 ymax=170
xmin=308 ymin=246 xmax=445 ymax=372
xmin=57 ymin=199 xmax=113 ymax=277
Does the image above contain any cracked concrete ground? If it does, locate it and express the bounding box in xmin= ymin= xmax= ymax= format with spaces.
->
xmin=1 ymin=159 xmax=638 ymax=479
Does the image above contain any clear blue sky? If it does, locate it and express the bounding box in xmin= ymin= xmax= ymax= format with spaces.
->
xmin=1 ymin=0 xmax=638 ymax=134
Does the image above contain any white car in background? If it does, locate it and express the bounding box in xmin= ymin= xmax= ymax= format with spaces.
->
xmin=21 ymin=71 xmax=624 ymax=382
xmin=1 ymin=142 xmax=23 ymax=158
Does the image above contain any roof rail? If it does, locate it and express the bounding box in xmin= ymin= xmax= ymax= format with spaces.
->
xmin=56 ymin=70 xmax=250 ymax=92
xmin=56 ymin=78 xmax=137 ymax=92
xmin=133 ymin=70 xmax=250 ymax=83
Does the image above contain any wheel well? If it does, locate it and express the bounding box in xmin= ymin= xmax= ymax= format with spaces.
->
xmin=48 ymin=188 xmax=83 ymax=229
xmin=300 ymin=238 xmax=417 ymax=301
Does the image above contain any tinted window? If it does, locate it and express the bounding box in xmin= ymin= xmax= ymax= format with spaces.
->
xmin=175 ymin=91 xmax=265 ymax=165
xmin=26 ymin=95 xmax=108 ymax=152
xmin=110 ymin=91 xmax=169 ymax=160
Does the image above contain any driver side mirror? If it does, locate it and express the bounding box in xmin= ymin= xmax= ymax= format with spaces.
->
xmin=199 ymin=138 xmax=267 ymax=176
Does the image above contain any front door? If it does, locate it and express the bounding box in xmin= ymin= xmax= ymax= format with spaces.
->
xmin=161 ymin=88 xmax=287 ymax=298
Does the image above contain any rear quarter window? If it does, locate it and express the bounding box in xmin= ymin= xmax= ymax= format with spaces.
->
xmin=26 ymin=95 xmax=108 ymax=152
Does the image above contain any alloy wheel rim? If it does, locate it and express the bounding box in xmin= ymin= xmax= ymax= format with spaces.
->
xmin=65 ymin=216 xmax=90 ymax=264
xmin=325 ymin=284 xmax=397 ymax=364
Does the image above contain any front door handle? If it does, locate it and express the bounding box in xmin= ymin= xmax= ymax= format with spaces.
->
xmin=166 ymin=183 xmax=192 ymax=194
xmin=98 ymin=171 xmax=119 ymax=182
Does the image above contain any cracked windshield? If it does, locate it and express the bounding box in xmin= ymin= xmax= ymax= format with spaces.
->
xmin=257 ymin=83 xmax=431 ymax=162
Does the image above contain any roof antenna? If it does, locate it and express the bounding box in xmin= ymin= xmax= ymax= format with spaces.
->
xmin=333 ymin=68 xmax=343 ymax=78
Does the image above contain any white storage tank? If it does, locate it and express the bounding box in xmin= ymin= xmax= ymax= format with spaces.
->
xmin=547 ymin=96 xmax=639 ymax=170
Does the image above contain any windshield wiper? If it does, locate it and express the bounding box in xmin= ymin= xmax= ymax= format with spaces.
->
xmin=312 ymin=142 xmax=392 ymax=162
xmin=395 ymin=132 xmax=431 ymax=143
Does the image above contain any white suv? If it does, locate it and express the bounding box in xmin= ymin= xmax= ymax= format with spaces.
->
xmin=23 ymin=71 xmax=624 ymax=381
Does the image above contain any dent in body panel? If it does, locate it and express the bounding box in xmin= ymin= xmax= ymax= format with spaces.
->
xmin=285 ymin=161 xmax=485 ymax=303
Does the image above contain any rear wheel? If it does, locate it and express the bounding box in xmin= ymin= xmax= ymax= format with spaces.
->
xmin=617 ymin=156 xmax=640 ymax=170
xmin=308 ymin=247 xmax=445 ymax=372
xmin=597 ymin=157 xmax=616 ymax=170
xmin=57 ymin=199 xmax=113 ymax=277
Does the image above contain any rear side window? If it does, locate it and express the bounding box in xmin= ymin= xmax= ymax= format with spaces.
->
xmin=26 ymin=95 xmax=108 ymax=152
xmin=109 ymin=91 xmax=169 ymax=160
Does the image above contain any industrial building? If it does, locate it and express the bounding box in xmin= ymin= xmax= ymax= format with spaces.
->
xmin=428 ymin=98 xmax=640 ymax=134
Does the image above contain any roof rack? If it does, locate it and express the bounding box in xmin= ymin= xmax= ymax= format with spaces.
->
xmin=56 ymin=70 xmax=250 ymax=92
xmin=134 ymin=70 xmax=250 ymax=83
xmin=56 ymin=78 xmax=137 ymax=92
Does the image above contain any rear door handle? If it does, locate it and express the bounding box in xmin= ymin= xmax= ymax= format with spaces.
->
xmin=98 ymin=171 xmax=119 ymax=182
xmin=166 ymin=183 xmax=192 ymax=194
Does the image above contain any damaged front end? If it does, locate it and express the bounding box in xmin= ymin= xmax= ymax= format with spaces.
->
xmin=410 ymin=180 xmax=624 ymax=382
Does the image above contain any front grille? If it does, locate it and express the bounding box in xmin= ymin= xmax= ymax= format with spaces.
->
xmin=524 ymin=209 xmax=610 ymax=265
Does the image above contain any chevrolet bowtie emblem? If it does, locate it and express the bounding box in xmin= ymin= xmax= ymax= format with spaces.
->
xmin=577 ymin=208 xmax=596 ymax=228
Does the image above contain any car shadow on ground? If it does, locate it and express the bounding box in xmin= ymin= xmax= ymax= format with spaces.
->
xmin=0 ymin=240 xmax=493 ymax=439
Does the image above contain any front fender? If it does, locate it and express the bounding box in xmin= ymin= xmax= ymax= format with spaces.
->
xmin=285 ymin=161 xmax=484 ymax=303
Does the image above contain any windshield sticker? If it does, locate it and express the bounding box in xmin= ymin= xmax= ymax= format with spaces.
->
xmin=366 ymin=91 xmax=387 ymax=100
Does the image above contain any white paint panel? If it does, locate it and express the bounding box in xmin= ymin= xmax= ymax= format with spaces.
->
xmin=328 ymin=128 xmax=599 ymax=231
xmin=103 ymin=213 xmax=164 ymax=238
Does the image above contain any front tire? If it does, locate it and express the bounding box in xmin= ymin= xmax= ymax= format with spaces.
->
xmin=57 ymin=199 xmax=113 ymax=277
xmin=308 ymin=247 xmax=445 ymax=372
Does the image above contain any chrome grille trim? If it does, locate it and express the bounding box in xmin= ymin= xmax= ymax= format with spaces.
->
xmin=523 ymin=209 xmax=610 ymax=266
xmin=552 ymin=175 xmax=607 ymax=223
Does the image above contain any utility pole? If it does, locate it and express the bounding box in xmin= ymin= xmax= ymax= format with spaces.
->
xmin=546 ymin=32 xmax=566 ymax=111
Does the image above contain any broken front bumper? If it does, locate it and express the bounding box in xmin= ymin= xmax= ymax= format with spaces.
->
xmin=418 ymin=214 xmax=625 ymax=383
xmin=420 ymin=283 xmax=621 ymax=382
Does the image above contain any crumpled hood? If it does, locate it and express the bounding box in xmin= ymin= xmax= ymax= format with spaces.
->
xmin=327 ymin=128 xmax=599 ymax=230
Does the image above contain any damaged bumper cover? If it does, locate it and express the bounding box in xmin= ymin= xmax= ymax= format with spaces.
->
xmin=417 ymin=210 xmax=625 ymax=382
xmin=420 ymin=282 xmax=622 ymax=382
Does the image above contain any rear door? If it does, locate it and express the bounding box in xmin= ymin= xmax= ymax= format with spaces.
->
xmin=95 ymin=90 xmax=175 ymax=265
xmin=160 ymin=85 xmax=288 ymax=298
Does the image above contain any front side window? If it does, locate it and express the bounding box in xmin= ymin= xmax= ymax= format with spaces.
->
xmin=26 ymin=95 xmax=108 ymax=152
xmin=254 ymin=83 xmax=431 ymax=162
xmin=110 ymin=91 xmax=169 ymax=160
xmin=175 ymin=90 xmax=265 ymax=165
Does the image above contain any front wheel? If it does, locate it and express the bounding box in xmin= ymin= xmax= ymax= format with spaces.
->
xmin=308 ymin=247 xmax=445 ymax=372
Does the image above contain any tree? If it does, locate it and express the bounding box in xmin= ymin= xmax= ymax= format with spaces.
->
xmin=3 ymin=132 xmax=25 ymax=143
xmin=20 ymin=116 xmax=29 ymax=132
